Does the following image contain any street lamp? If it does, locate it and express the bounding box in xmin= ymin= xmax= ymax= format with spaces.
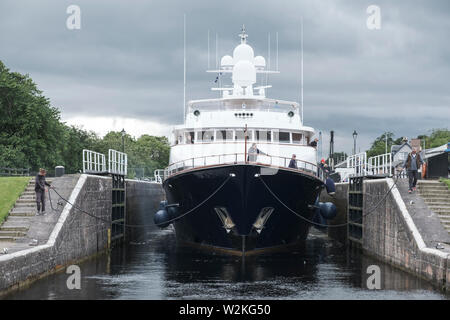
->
xmin=121 ymin=128 xmax=126 ymax=153
xmin=352 ymin=130 xmax=358 ymax=155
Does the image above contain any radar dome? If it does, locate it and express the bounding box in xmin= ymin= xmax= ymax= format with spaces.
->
xmin=220 ymin=55 xmax=233 ymax=68
xmin=232 ymin=60 xmax=256 ymax=87
xmin=254 ymin=56 xmax=266 ymax=69
xmin=233 ymin=43 xmax=254 ymax=64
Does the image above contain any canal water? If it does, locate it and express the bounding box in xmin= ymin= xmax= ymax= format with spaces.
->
xmin=2 ymin=228 xmax=448 ymax=300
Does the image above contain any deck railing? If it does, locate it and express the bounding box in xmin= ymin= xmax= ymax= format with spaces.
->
xmin=161 ymin=153 xmax=324 ymax=182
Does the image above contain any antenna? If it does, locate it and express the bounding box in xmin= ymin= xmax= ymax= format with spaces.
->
xmin=215 ymin=33 xmax=220 ymax=97
xmin=207 ymin=29 xmax=210 ymax=69
xmin=183 ymin=14 xmax=186 ymax=121
xmin=301 ymin=17 xmax=304 ymax=125
xmin=276 ymin=31 xmax=279 ymax=71
xmin=266 ymin=33 xmax=270 ymax=88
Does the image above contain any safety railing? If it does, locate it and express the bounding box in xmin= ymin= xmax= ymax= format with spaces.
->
xmin=367 ymin=152 xmax=392 ymax=176
xmin=82 ymin=149 xmax=107 ymax=174
xmin=108 ymin=149 xmax=127 ymax=176
xmin=164 ymin=153 xmax=324 ymax=181
xmin=0 ymin=167 xmax=30 ymax=176
xmin=154 ymin=169 xmax=168 ymax=184
xmin=347 ymin=152 xmax=369 ymax=177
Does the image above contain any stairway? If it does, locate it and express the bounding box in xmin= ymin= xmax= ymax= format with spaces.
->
xmin=417 ymin=180 xmax=450 ymax=233
xmin=0 ymin=178 xmax=53 ymax=243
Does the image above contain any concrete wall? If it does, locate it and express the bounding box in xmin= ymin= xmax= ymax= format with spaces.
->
xmin=0 ymin=174 xmax=111 ymax=293
xmin=320 ymin=182 xmax=348 ymax=244
xmin=125 ymin=180 xmax=165 ymax=243
xmin=362 ymin=179 xmax=450 ymax=291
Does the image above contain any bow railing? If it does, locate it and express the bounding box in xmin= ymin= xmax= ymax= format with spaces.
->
xmin=163 ymin=153 xmax=325 ymax=181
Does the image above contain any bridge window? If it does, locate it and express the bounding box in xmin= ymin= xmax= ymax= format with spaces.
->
xmin=273 ymin=131 xmax=290 ymax=143
xmin=235 ymin=129 xmax=252 ymax=141
xmin=216 ymin=130 xmax=234 ymax=141
xmin=201 ymin=130 xmax=215 ymax=142
xmin=185 ymin=131 xmax=194 ymax=144
xmin=255 ymin=130 xmax=271 ymax=142
xmin=292 ymin=133 xmax=303 ymax=144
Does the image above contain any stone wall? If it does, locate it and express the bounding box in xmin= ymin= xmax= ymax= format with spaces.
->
xmin=125 ymin=180 xmax=165 ymax=243
xmin=0 ymin=174 xmax=111 ymax=293
xmin=0 ymin=175 xmax=167 ymax=294
xmin=320 ymin=182 xmax=348 ymax=244
xmin=362 ymin=179 xmax=450 ymax=291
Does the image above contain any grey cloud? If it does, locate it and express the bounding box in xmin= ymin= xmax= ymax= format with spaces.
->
xmin=0 ymin=0 xmax=448 ymax=155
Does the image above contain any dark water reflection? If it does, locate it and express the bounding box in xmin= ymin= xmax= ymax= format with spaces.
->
xmin=3 ymin=228 xmax=448 ymax=300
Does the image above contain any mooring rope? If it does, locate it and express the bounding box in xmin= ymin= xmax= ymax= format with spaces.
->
xmin=259 ymin=173 xmax=402 ymax=228
xmin=258 ymin=176 xmax=349 ymax=228
xmin=48 ymin=175 xmax=232 ymax=228
xmin=362 ymin=173 xmax=401 ymax=217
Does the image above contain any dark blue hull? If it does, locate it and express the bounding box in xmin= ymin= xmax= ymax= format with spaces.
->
xmin=163 ymin=164 xmax=324 ymax=255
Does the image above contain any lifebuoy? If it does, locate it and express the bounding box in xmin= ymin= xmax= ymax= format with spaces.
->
xmin=421 ymin=162 xmax=427 ymax=178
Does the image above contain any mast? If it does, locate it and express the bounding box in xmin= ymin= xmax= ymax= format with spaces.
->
xmin=301 ymin=17 xmax=304 ymax=125
xmin=183 ymin=14 xmax=186 ymax=121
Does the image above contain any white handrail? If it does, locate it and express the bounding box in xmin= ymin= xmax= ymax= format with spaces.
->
xmin=108 ymin=149 xmax=128 ymax=175
xmin=82 ymin=149 xmax=107 ymax=174
xmin=164 ymin=153 xmax=322 ymax=181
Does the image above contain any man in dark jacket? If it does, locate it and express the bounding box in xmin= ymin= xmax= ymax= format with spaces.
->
xmin=402 ymin=149 xmax=424 ymax=193
xmin=288 ymin=154 xmax=298 ymax=169
xmin=35 ymin=168 xmax=51 ymax=215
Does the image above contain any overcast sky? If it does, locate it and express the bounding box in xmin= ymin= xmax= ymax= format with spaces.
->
xmin=1 ymin=0 xmax=449 ymax=156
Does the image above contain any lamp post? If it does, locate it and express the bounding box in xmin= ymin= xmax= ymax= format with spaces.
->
xmin=352 ymin=130 xmax=358 ymax=155
xmin=121 ymin=128 xmax=125 ymax=153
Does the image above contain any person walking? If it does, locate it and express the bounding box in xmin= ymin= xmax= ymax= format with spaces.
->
xmin=402 ymin=149 xmax=424 ymax=193
xmin=247 ymin=143 xmax=266 ymax=162
xmin=288 ymin=154 xmax=298 ymax=169
xmin=35 ymin=168 xmax=51 ymax=215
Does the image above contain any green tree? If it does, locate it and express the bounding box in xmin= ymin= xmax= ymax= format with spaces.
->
xmin=427 ymin=129 xmax=450 ymax=148
xmin=60 ymin=125 xmax=100 ymax=173
xmin=0 ymin=60 xmax=65 ymax=171
xmin=366 ymin=132 xmax=395 ymax=157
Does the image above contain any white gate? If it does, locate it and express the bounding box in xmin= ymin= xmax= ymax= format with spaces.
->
xmin=108 ymin=149 xmax=128 ymax=175
xmin=82 ymin=149 xmax=107 ymax=174
xmin=367 ymin=153 xmax=392 ymax=176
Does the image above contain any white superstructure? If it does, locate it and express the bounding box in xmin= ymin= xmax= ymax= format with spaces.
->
xmin=167 ymin=27 xmax=317 ymax=175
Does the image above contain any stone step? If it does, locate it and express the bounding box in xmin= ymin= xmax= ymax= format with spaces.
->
xmin=0 ymin=236 xmax=16 ymax=242
xmin=419 ymin=192 xmax=450 ymax=197
xmin=14 ymin=202 xmax=36 ymax=208
xmin=424 ymin=201 xmax=450 ymax=207
xmin=429 ymin=209 xmax=450 ymax=214
xmin=22 ymin=190 xmax=36 ymax=195
xmin=16 ymin=199 xmax=36 ymax=204
xmin=423 ymin=197 xmax=450 ymax=204
xmin=417 ymin=180 xmax=445 ymax=184
xmin=0 ymin=230 xmax=27 ymax=237
xmin=20 ymin=196 xmax=36 ymax=200
xmin=418 ymin=188 xmax=450 ymax=193
xmin=427 ymin=204 xmax=450 ymax=209
xmin=9 ymin=211 xmax=35 ymax=217
xmin=418 ymin=184 xmax=448 ymax=189
xmin=0 ymin=225 xmax=29 ymax=232
xmin=5 ymin=218 xmax=32 ymax=224
xmin=418 ymin=182 xmax=448 ymax=186
xmin=420 ymin=195 xmax=450 ymax=200
xmin=10 ymin=207 xmax=35 ymax=213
